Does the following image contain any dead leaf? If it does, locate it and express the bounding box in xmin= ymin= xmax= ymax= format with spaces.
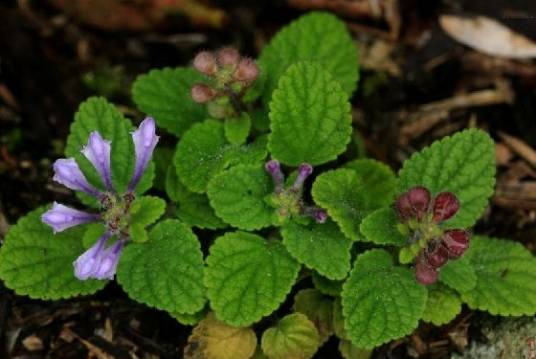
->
xmin=22 ymin=334 xmax=44 ymax=351
xmin=440 ymin=14 xmax=536 ymax=59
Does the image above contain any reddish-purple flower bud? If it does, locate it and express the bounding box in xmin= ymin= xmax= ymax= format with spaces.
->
xmin=425 ymin=242 xmax=449 ymax=268
xmin=193 ymin=51 xmax=217 ymax=75
xmin=53 ymin=158 xmax=101 ymax=197
xmin=128 ymin=117 xmax=159 ymax=192
xmin=432 ymin=192 xmax=460 ymax=223
xmin=415 ymin=255 xmax=439 ymax=285
xmin=234 ymin=58 xmax=260 ymax=83
xmin=82 ymin=131 xmax=113 ymax=191
xmin=42 ymin=202 xmax=100 ymax=233
xmin=265 ymin=159 xmax=284 ymax=194
xmin=292 ymin=163 xmax=313 ymax=190
xmin=217 ymin=47 xmax=240 ymax=67
xmin=442 ymin=229 xmax=469 ymax=258
xmin=191 ymin=84 xmax=216 ymax=104
xmin=395 ymin=186 xmax=431 ymax=221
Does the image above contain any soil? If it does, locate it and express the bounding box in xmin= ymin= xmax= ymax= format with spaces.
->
xmin=0 ymin=0 xmax=535 ymax=358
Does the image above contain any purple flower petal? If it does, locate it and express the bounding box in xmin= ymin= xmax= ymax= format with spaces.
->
xmin=81 ymin=131 xmax=113 ymax=191
xmin=265 ymin=159 xmax=284 ymax=194
xmin=128 ymin=118 xmax=159 ymax=191
xmin=73 ymin=232 xmax=111 ymax=280
xmin=53 ymin=158 xmax=101 ymax=197
xmin=292 ymin=163 xmax=313 ymax=190
xmin=41 ymin=202 xmax=100 ymax=233
xmin=93 ymin=239 xmax=124 ymax=280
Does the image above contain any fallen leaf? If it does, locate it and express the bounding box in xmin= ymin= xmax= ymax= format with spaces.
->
xmin=440 ymin=14 xmax=536 ymax=59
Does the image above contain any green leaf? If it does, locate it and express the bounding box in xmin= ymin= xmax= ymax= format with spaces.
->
xmin=461 ymin=236 xmax=536 ymax=316
xmin=117 ymin=220 xmax=205 ymax=314
xmin=224 ymin=113 xmax=251 ymax=145
xmin=0 ymin=207 xmax=106 ymax=299
xmin=343 ymin=159 xmax=397 ymax=207
xmin=311 ymin=271 xmax=343 ymax=296
xmin=360 ymin=208 xmax=407 ymax=246
xmin=338 ymin=340 xmax=372 ymax=359
xmin=82 ymin=222 xmax=107 ymax=248
xmin=204 ymin=232 xmax=300 ymax=327
xmin=268 ymin=62 xmax=352 ymax=166
xmin=174 ymin=120 xmax=267 ymax=193
xmin=313 ymin=169 xmax=383 ymax=240
xmin=439 ymin=254 xmax=477 ymax=293
xmin=207 ymin=165 xmax=275 ymax=230
xmin=422 ymin=284 xmax=461 ymax=326
xmin=166 ymin=167 xmax=227 ymax=229
xmin=332 ymin=298 xmax=348 ymax=340
xmin=293 ymin=289 xmax=334 ymax=344
xmin=65 ymin=97 xmax=154 ymax=195
xmin=185 ymin=312 xmax=257 ymax=359
xmin=132 ymin=67 xmax=207 ymax=136
xmin=259 ymin=12 xmax=358 ymax=101
xmin=152 ymin=147 xmax=174 ymax=191
xmin=341 ymin=249 xmax=427 ymax=349
xmin=261 ymin=313 xmax=319 ymax=359
xmin=171 ymin=306 xmax=207 ymax=326
xmin=130 ymin=196 xmax=166 ymax=227
xmin=281 ymin=221 xmax=352 ymax=280
xmin=129 ymin=223 xmax=148 ymax=243
xmin=398 ymin=129 xmax=496 ymax=228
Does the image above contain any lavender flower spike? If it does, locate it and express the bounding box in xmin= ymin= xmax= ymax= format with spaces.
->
xmin=93 ymin=239 xmax=124 ymax=280
xmin=81 ymin=131 xmax=113 ymax=191
xmin=265 ymin=159 xmax=284 ymax=194
xmin=128 ymin=117 xmax=159 ymax=191
xmin=53 ymin=158 xmax=101 ymax=197
xmin=74 ymin=232 xmax=112 ymax=280
xmin=292 ymin=163 xmax=313 ymax=190
xmin=42 ymin=202 xmax=100 ymax=233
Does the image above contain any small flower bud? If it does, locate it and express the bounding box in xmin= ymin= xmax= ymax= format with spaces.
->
xmin=193 ymin=51 xmax=218 ymax=75
xmin=415 ymin=255 xmax=439 ymax=285
xmin=442 ymin=229 xmax=469 ymax=258
xmin=191 ymin=84 xmax=216 ymax=104
xmin=265 ymin=159 xmax=284 ymax=194
xmin=425 ymin=242 xmax=449 ymax=268
xmin=395 ymin=186 xmax=431 ymax=221
xmin=217 ymin=47 xmax=240 ymax=68
xmin=292 ymin=163 xmax=313 ymax=190
xmin=432 ymin=192 xmax=459 ymax=223
xmin=234 ymin=58 xmax=260 ymax=83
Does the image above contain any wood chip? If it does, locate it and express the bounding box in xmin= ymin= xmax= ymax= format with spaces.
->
xmin=498 ymin=132 xmax=536 ymax=169
xmin=495 ymin=142 xmax=514 ymax=166
xmin=22 ymin=334 xmax=44 ymax=351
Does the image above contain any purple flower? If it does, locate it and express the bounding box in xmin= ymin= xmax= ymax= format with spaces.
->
xmin=82 ymin=131 xmax=113 ymax=191
xmin=53 ymin=158 xmax=101 ymax=197
xmin=265 ymin=159 xmax=284 ymax=194
xmin=74 ymin=232 xmax=111 ymax=280
xmin=42 ymin=202 xmax=100 ymax=233
xmin=93 ymin=239 xmax=124 ymax=280
xmin=304 ymin=206 xmax=328 ymax=224
xmin=128 ymin=117 xmax=159 ymax=191
xmin=292 ymin=163 xmax=313 ymax=190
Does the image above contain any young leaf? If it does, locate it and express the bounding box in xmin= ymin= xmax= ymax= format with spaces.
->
xmin=261 ymin=313 xmax=319 ymax=359
xmin=207 ymin=165 xmax=275 ymax=230
xmin=259 ymin=12 xmax=358 ymax=100
xmin=185 ymin=312 xmax=257 ymax=359
xmin=398 ymin=129 xmax=496 ymax=228
xmin=204 ymin=232 xmax=300 ymax=327
xmin=343 ymin=158 xmax=398 ymax=206
xmin=174 ymin=120 xmax=267 ymax=193
xmin=422 ymin=284 xmax=461 ymax=326
xmin=461 ymin=236 xmax=536 ymax=316
xmin=224 ymin=113 xmax=251 ymax=145
xmin=268 ymin=62 xmax=352 ymax=166
xmin=439 ymin=254 xmax=477 ymax=293
xmin=293 ymin=289 xmax=334 ymax=344
xmin=65 ymin=97 xmax=154 ymax=195
xmin=130 ymin=196 xmax=166 ymax=227
xmin=166 ymin=167 xmax=227 ymax=229
xmin=360 ymin=208 xmax=407 ymax=246
xmin=281 ymin=221 xmax=352 ymax=280
xmin=312 ymin=169 xmax=377 ymax=240
xmin=341 ymin=249 xmax=427 ymax=349
xmin=312 ymin=271 xmax=343 ymax=296
xmin=0 ymin=207 xmax=105 ymax=299
xmin=117 ymin=220 xmax=205 ymax=314
xmin=132 ymin=67 xmax=207 ymax=136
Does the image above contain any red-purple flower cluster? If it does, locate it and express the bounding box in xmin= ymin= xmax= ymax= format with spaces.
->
xmin=395 ymin=186 xmax=470 ymax=285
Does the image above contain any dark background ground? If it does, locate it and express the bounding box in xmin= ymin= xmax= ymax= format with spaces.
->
xmin=1 ymin=0 xmax=536 ymax=358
